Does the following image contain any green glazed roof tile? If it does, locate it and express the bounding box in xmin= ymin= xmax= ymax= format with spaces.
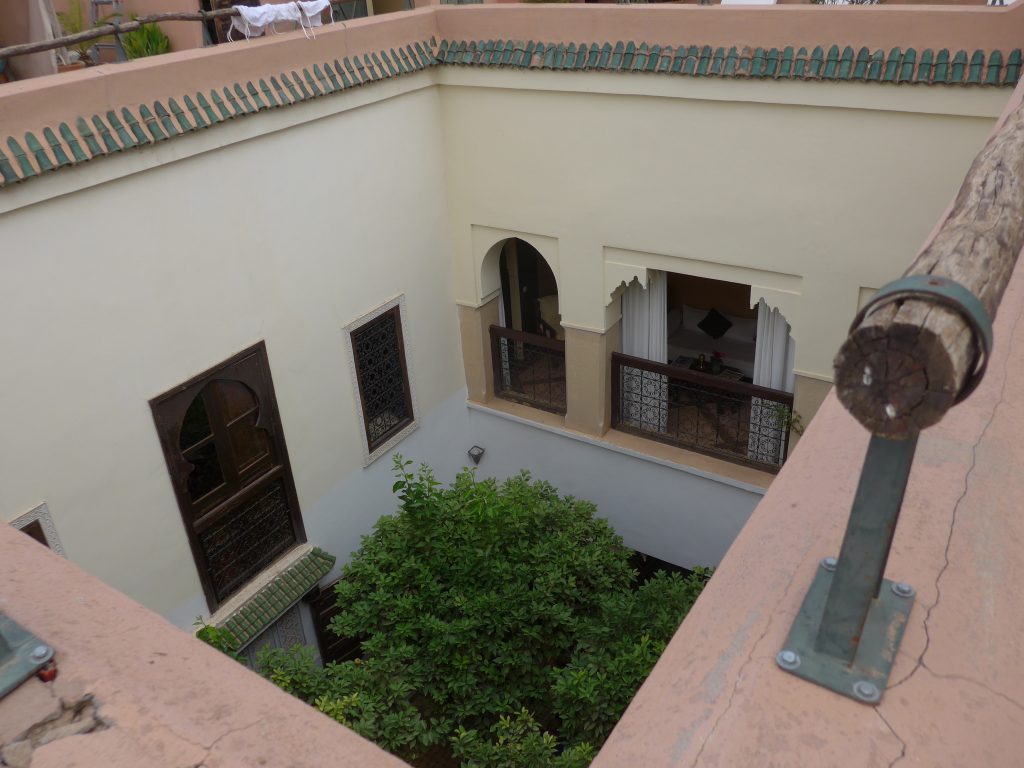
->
xmin=951 ymin=49 xmax=968 ymax=83
xmin=967 ymin=49 xmax=985 ymax=84
xmin=7 ymin=137 xmax=35 ymax=178
xmin=881 ymin=48 xmax=899 ymax=82
xmin=822 ymin=45 xmax=839 ymax=80
xmin=624 ymin=41 xmax=636 ymax=70
xmin=751 ymin=47 xmax=766 ymax=78
xmin=983 ymin=49 xmax=1001 ymax=86
xmin=917 ymin=49 xmax=934 ymax=84
xmin=75 ymin=115 xmax=105 ymax=154
xmin=778 ymin=46 xmax=793 ymax=79
xmin=106 ymin=110 xmax=136 ymax=148
xmin=137 ymin=104 xmax=166 ymax=142
xmin=291 ymin=70 xmax=311 ymax=98
xmin=183 ymin=95 xmax=208 ymax=128
xmin=852 ymin=47 xmax=869 ymax=80
xmin=208 ymin=91 xmax=231 ymax=122
xmin=120 ymin=108 xmax=150 ymax=145
xmin=91 ymin=114 xmax=120 ymax=151
xmin=153 ymin=101 xmax=179 ymax=135
xmin=646 ymin=44 xmax=660 ymax=73
xmin=1006 ymin=50 xmax=1022 ymax=85
xmin=215 ymin=547 xmax=336 ymax=650
xmin=25 ymin=133 xmax=53 ymax=172
xmin=42 ymin=127 xmax=71 ymax=167
xmin=933 ymin=49 xmax=950 ymax=83
xmin=196 ymin=92 xmax=220 ymax=124
xmin=793 ymin=47 xmax=807 ymax=78
xmin=698 ymin=45 xmax=713 ymax=76
xmin=897 ymin=49 xmax=916 ymax=84
xmin=167 ymin=98 xmax=193 ymax=132
xmin=838 ymin=46 xmax=853 ymax=80
xmin=59 ymin=122 xmax=88 ymax=162
xmin=0 ymin=147 xmax=18 ymax=184
xmin=611 ymin=41 xmax=624 ymax=70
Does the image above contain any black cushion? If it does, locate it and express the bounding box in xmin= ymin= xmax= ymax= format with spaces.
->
xmin=697 ymin=308 xmax=733 ymax=340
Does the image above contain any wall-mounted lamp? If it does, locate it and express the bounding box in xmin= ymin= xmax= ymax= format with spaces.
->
xmin=467 ymin=446 xmax=485 ymax=465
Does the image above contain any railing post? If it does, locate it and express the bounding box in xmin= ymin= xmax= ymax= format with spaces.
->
xmin=610 ymin=353 xmax=620 ymax=429
xmin=778 ymin=275 xmax=995 ymax=705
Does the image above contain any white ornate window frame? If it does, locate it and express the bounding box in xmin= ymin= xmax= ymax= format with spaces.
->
xmin=343 ymin=294 xmax=419 ymax=466
xmin=9 ymin=502 xmax=66 ymax=557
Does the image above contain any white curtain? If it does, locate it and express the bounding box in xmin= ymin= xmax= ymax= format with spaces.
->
xmin=748 ymin=298 xmax=796 ymax=464
xmin=620 ymin=271 xmax=668 ymax=432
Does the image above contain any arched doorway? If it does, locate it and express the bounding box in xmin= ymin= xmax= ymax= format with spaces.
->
xmin=489 ymin=239 xmax=566 ymax=414
xmin=497 ymin=239 xmax=562 ymax=340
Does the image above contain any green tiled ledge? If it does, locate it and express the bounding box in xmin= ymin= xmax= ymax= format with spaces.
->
xmin=212 ymin=545 xmax=336 ymax=650
xmin=0 ymin=37 xmax=1018 ymax=189
xmin=437 ymin=39 xmax=1021 ymax=88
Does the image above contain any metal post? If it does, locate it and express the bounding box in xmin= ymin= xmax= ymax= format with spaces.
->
xmin=776 ymin=435 xmax=918 ymax=704
xmin=815 ymin=434 xmax=918 ymax=662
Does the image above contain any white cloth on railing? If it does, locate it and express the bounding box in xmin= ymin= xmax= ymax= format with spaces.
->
xmin=228 ymin=1 xmax=333 ymax=41
xmin=298 ymin=0 xmax=331 ymax=26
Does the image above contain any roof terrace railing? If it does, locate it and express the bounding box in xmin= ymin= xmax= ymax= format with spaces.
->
xmin=0 ymin=2 xmax=363 ymax=62
xmin=776 ymin=98 xmax=1024 ymax=704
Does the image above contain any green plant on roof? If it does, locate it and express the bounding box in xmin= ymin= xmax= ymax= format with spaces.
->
xmin=256 ymin=456 xmax=710 ymax=766
xmin=56 ymin=0 xmax=99 ymax=61
xmin=120 ymin=20 xmax=172 ymax=60
xmin=194 ymin=617 xmax=243 ymax=663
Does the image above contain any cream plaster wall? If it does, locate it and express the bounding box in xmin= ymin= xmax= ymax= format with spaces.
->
xmin=0 ymin=84 xmax=461 ymax=620
xmin=442 ymin=70 xmax=1005 ymax=382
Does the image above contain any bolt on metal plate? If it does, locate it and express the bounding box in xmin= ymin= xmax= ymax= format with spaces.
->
xmin=0 ymin=613 xmax=55 ymax=700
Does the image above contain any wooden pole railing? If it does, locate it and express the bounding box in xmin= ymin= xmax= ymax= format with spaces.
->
xmin=0 ymin=2 xmax=358 ymax=61
xmin=833 ymin=100 xmax=1024 ymax=439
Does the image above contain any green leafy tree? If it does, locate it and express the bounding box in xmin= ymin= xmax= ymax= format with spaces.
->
xmin=254 ymin=458 xmax=710 ymax=765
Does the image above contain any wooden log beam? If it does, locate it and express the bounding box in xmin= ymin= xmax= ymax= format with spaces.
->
xmin=834 ymin=101 xmax=1024 ymax=439
xmin=0 ymin=9 xmax=239 ymax=61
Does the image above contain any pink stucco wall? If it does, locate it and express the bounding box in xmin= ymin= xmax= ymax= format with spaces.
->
xmin=0 ymin=522 xmax=406 ymax=768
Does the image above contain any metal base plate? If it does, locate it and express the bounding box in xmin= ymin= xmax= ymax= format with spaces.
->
xmin=777 ymin=567 xmax=913 ymax=704
xmin=0 ymin=613 xmax=53 ymax=700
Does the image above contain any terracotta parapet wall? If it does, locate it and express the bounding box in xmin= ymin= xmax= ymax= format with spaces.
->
xmin=0 ymin=522 xmax=405 ymax=768
xmin=0 ymin=7 xmax=439 ymax=141
xmin=434 ymin=3 xmax=1024 ymax=55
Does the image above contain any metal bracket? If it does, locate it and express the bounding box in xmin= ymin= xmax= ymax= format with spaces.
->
xmin=777 ymin=434 xmax=918 ymax=704
xmin=850 ymin=275 xmax=994 ymax=402
xmin=0 ymin=612 xmax=54 ymax=700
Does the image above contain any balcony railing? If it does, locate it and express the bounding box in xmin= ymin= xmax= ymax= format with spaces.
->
xmin=489 ymin=325 xmax=567 ymax=414
xmin=611 ymin=351 xmax=794 ymax=472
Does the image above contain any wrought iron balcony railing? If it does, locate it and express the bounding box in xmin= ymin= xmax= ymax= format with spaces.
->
xmin=489 ymin=325 xmax=567 ymax=415
xmin=610 ymin=351 xmax=794 ymax=472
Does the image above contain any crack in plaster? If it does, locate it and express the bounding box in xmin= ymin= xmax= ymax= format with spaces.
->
xmin=688 ymin=568 xmax=807 ymax=766
xmin=875 ymin=708 xmax=907 ymax=768
xmin=887 ymin=293 xmax=1022 ymax=698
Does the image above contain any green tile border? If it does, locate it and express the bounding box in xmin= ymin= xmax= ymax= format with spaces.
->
xmin=214 ymin=546 xmax=336 ymax=650
xmin=1 ymin=37 xmax=1018 ymax=188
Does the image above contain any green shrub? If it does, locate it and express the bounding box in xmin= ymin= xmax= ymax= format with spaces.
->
xmin=121 ymin=21 xmax=171 ymax=60
xmin=257 ymin=457 xmax=710 ymax=765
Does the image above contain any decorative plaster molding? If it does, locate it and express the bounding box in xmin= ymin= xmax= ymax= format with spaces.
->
xmin=9 ymin=502 xmax=66 ymax=557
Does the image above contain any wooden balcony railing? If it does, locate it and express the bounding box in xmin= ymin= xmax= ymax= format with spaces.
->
xmin=611 ymin=351 xmax=794 ymax=472
xmin=489 ymin=325 xmax=567 ymax=414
